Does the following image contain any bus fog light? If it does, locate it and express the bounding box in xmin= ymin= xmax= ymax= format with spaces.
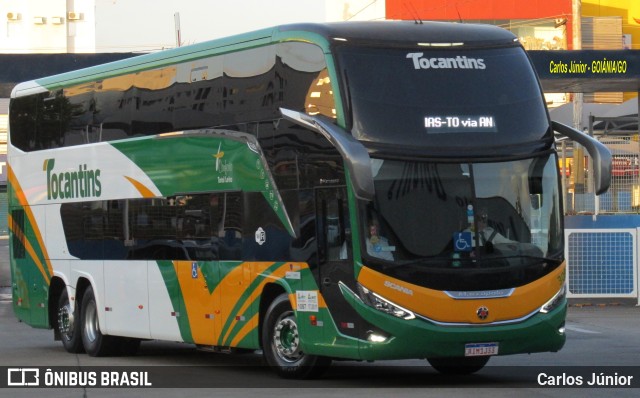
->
xmin=367 ymin=331 xmax=388 ymax=343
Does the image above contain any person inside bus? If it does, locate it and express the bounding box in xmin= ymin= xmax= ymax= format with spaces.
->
xmin=366 ymin=219 xmax=394 ymax=261
xmin=477 ymin=209 xmax=516 ymax=247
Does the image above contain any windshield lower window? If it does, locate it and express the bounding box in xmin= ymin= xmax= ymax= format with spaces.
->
xmin=360 ymin=154 xmax=563 ymax=291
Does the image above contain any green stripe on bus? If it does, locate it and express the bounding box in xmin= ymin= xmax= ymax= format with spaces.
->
xmin=218 ymin=261 xmax=284 ymax=346
xmin=156 ymin=260 xmax=194 ymax=343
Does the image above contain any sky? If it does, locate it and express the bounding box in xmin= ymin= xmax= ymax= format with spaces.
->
xmin=94 ymin=0 xmax=363 ymax=52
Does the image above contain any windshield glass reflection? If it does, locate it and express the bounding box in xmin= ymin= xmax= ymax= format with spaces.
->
xmin=359 ymin=155 xmax=563 ymax=290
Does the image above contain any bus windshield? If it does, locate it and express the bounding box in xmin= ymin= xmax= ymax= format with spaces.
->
xmin=360 ymin=154 xmax=563 ymax=291
xmin=336 ymin=45 xmax=551 ymax=153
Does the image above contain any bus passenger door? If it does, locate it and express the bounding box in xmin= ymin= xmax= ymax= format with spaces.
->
xmin=315 ymin=187 xmax=361 ymax=338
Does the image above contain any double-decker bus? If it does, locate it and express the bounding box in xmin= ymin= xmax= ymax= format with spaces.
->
xmin=8 ymin=21 xmax=610 ymax=378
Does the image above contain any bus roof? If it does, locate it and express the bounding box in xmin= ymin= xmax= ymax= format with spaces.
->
xmin=278 ymin=21 xmax=517 ymax=47
xmin=11 ymin=21 xmax=516 ymax=98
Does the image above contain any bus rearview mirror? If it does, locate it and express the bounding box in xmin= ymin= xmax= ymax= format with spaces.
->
xmin=552 ymin=121 xmax=612 ymax=195
xmin=280 ymin=108 xmax=375 ymax=201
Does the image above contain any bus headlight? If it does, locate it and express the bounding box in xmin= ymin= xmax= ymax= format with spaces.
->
xmin=357 ymin=283 xmax=415 ymax=320
xmin=540 ymin=284 xmax=566 ymax=314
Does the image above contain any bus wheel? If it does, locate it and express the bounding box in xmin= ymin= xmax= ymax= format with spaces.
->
xmin=80 ymin=286 xmax=116 ymax=357
xmin=57 ymin=289 xmax=84 ymax=353
xmin=262 ymin=294 xmax=330 ymax=379
xmin=427 ymin=356 xmax=490 ymax=375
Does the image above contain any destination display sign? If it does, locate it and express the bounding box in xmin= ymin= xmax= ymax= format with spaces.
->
xmin=424 ymin=115 xmax=498 ymax=133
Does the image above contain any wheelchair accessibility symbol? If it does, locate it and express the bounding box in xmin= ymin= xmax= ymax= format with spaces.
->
xmin=192 ymin=262 xmax=198 ymax=279
xmin=453 ymin=232 xmax=473 ymax=252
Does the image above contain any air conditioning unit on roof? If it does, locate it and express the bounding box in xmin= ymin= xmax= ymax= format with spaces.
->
xmin=6 ymin=12 xmax=21 ymax=21
xmin=67 ymin=11 xmax=82 ymax=20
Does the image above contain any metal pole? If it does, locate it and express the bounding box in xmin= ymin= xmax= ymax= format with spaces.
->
xmin=174 ymin=12 xmax=182 ymax=48
xmin=572 ymin=0 xmax=582 ymax=131
xmin=562 ymin=141 xmax=569 ymax=213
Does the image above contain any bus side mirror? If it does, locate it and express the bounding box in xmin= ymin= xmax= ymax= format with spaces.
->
xmin=280 ymin=108 xmax=375 ymax=201
xmin=552 ymin=121 xmax=612 ymax=195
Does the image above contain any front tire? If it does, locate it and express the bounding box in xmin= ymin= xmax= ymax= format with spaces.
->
xmin=427 ymin=356 xmax=490 ymax=375
xmin=57 ymin=289 xmax=84 ymax=353
xmin=262 ymin=294 xmax=330 ymax=379
xmin=80 ymin=286 xmax=117 ymax=356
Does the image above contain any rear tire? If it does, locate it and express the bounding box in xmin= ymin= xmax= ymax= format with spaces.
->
xmin=57 ymin=289 xmax=84 ymax=353
xmin=80 ymin=286 xmax=117 ymax=357
xmin=262 ymin=294 xmax=331 ymax=379
xmin=427 ymin=356 xmax=490 ymax=375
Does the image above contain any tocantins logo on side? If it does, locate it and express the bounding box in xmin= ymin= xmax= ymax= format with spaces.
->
xmin=44 ymin=158 xmax=102 ymax=200
xmin=212 ymin=142 xmax=233 ymax=184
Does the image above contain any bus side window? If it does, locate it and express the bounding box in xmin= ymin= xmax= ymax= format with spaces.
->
xmin=318 ymin=188 xmax=349 ymax=262
xmin=11 ymin=209 xmax=26 ymax=259
xmin=218 ymin=192 xmax=243 ymax=261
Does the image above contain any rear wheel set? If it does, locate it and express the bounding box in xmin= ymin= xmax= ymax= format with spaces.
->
xmin=57 ymin=285 xmax=140 ymax=357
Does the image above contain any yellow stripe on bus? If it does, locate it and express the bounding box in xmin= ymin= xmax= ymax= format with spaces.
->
xmin=7 ymin=214 xmax=51 ymax=284
xmin=218 ymin=262 xmax=290 ymax=346
xmin=228 ymin=313 xmax=259 ymax=347
xmin=173 ymin=260 xmax=218 ymax=345
xmin=124 ymin=176 xmax=156 ymax=198
xmin=7 ymin=166 xmax=54 ymax=280
xmin=358 ymin=264 xmax=565 ymax=324
xmin=221 ymin=262 xmax=326 ymax=347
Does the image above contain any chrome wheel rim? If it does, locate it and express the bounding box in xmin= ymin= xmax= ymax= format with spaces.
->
xmin=272 ymin=310 xmax=302 ymax=363
xmin=58 ymin=303 xmax=74 ymax=340
xmin=83 ymin=300 xmax=98 ymax=343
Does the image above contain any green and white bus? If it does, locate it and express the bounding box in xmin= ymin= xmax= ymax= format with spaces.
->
xmin=8 ymin=21 xmax=610 ymax=378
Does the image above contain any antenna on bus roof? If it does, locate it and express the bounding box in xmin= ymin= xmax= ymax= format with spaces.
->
xmin=404 ymin=1 xmax=423 ymax=25
xmin=455 ymin=5 xmax=464 ymax=23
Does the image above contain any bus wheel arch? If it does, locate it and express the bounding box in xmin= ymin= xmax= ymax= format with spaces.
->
xmin=261 ymin=292 xmax=331 ymax=379
xmin=49 ymin=277 xmax=65 ymax=335
xmin=258 ymin=282 xmax=288 ymax=347
xmin=74 ymin=277 xmax=92 ymax=306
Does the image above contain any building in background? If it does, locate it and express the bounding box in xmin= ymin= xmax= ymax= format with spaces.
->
xmin=0 ymin=0 xmax=386 ymax=53
xmin=387 ymin=0 xmax=640 ymax=104
xmin=387 ymin=0 xmax=640 ymax=49
xmin=0 ymin=0 xmax=386 ymax=234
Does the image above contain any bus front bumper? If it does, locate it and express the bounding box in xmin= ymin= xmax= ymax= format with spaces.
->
xmin=342 ymin=285 xmax=567 ymax=361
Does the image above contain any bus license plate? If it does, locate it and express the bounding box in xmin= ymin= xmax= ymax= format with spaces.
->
xmin=464 ymin=342 xmax=499 ymax=357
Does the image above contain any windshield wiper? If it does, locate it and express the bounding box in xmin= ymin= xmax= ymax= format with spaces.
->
xmin=382 ymin=256 xmax=452 ymax=270
xmin=381 ymin=254 xmax=562 ymax=271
